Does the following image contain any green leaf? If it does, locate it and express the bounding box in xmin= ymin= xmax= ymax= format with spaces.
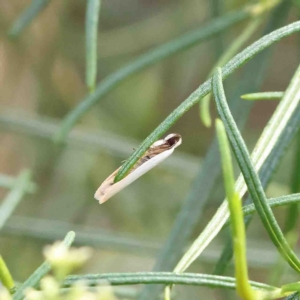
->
xmin=8 ymin=0 xmax=50 ymax=38
xmin=214 ymin=97 xmax=300 ymax=275
xmin=85 ymin=0 xmax=101 ymax=92
xmin=226 ymin=194 xmax=300 ymax=224
xmin=62 ymin=272 xmax=277 ymax=292
xmin=241 ymin=91 xmax=284 ymax=100
xmin=212 ymin=67 xmax=300 ymax=272
xmin=0 ymin=170 xmax=33 ymax=231
xmin=284 ymin=134 xmax=300 ymax=233
xmin=0 ymin=173 xmax=36 ymax=193
xmin=172 ymin=34 xmax=300 ymax=276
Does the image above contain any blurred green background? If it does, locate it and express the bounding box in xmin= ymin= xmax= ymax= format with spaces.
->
xmin=0 ymin=0 xmax=299 ymax=299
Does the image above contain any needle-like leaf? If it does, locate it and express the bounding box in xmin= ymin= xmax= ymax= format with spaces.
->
xmin=212 ymin=67 xmax=300 ymax=272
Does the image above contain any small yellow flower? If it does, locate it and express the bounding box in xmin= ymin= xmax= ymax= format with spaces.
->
xmin=0 ymin=288 xmax=12 ymax=300
xmin=22 ymin=242 xmax=118 ymax=300
xmin=25 ymin=288 xmax=43 ymax=300
xmin=43 ymin=242 xmax=92 ymax=280
xmin=40 ymin=276 xmax=60 ymax=299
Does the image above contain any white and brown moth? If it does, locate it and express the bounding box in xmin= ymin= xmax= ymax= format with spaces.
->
xmin=95 ymin=133 xmax=182 ymax=204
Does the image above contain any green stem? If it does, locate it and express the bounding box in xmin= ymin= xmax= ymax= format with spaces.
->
xmin=0 ymin=255 xmax=14 ymax=291
xmin=215 ymin=119 xmax=256 ymax=300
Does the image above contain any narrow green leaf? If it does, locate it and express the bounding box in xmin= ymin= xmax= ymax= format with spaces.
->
xmin=214 ymin=96 xmax=300 ymax=275
xmin=270 ymin=134 xmax=300 ymax=284
xmin=114 ymin=21 xmax=300 ymax=183
xmin=223 ymin=194 xmax=300 ymax=224
xmin=8 ymin=0 xmax=50 ymax=38
xmin=86 ymin=0 xmax=101 ymax=92
xmin=212 ymin=67 xmax=300 ymax=272
xmin=216 ymin=119 xmax=256 ymax=300
xmin=284 ymin=134 xmax=300 ymax=233
xmin=0 ymin=255 xmax=14 ymax=291
xmin=0 ymin=170 xmax=33 ymax=231
xmin=210 ymin=0 xmax=225 ymax=59
xmin=241 ymin=91 xmax=284 ymax=100
xmin=281 ymin=283 xmax=300 ymax=294
xmin=0 ymin=173 xmax=36 ymax=193
xmin=12 ymin=231 xmax=75 ymax=300
xmin=54 ymin=6 xmax=256 ymax=144
xmin=173 ymin=36 xmax=300 ymax=276
xmin=285 ymin=292 xmax=300 ymax=300
xmin=62 ymin=272 xmax=277 ymax=292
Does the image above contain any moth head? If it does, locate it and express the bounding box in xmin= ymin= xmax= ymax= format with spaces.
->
xmin=164 ymin=133 xmax=182 ymax=148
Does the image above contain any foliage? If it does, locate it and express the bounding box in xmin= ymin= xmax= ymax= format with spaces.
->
xmin=1 ymin=1 xmax=300 ymax=300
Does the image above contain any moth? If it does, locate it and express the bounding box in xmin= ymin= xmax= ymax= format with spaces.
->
xmin=95 ymin=133 xmax=182 ymax=204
